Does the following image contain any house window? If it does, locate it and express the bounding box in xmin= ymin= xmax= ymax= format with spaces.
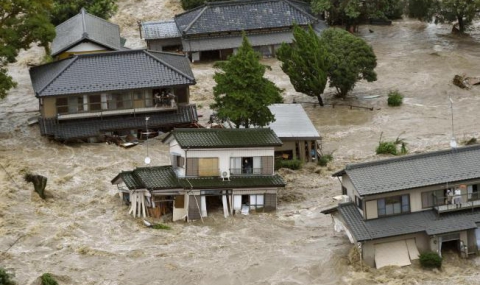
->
xmin=355 ymin=196 xmax=363 ymax=210
xmin=174 ymin=155 xmax=184 ymax=168
xmin=230 ymin=156 xmax=272 ymax=175
xmin=68 ymin=96 xmax=84 ymax=113
xmin=88 ymin=94 xmax=102 ymax=111
xmin=56 ymin=97 xmax=68 ymax=114
xmin=468 ymin=185 xmax=479 ymax=201
xmin=186 ymin=158 xmax=218 ymax=176
xmin=377 ymin=195 xmax=409 ymax=217
xmin=421 ymin=190 xmax=445 ymax=208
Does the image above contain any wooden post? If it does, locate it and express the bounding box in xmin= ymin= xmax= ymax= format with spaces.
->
xmin=299 ymin=141 xmax=306 ymax=162
xmin=307 ymin=141 xmax=312 ymax=162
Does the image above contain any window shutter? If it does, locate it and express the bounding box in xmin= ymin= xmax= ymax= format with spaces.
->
xmin=186 ymin=158 xmax=199 ymax=176
xmin=261 ymin=156 xmax=274 ymax=175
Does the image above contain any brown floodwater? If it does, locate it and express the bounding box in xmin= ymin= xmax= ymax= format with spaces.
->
xmin=2 ymin=1 xmax=480 ymax=283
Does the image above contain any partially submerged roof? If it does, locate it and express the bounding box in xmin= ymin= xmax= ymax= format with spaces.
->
xmin=112 ymin=165 xmax=286 ymax=189
xmin=30 ymin=50 xmax=195 ymax=97
xmin=111 ymin=166 xmax=180 ymax=189
xmin=141 ymin=20 xmax=182 ymax=40
xmin=267 ymin=104 xmax=320 ymax=140
xmin=336 ymin=203 xmax=480 ymax=242
xmin=333 ymin=144 xmax=480 ymax=196
xmin=39 ymin=105 xmax=198 ymax=141
xmin=163 ymin=128 xmax=282 ymax=148
xmin=52 ymin=8 xmax=123 ymax=57
xmin=175 ymin=0 xmax=319 ymax=36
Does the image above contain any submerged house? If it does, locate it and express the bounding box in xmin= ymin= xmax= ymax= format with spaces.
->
xmin=267 ymin=104 xmax=321 ymax=162
xmin=52 ymin=8 xmax=125 ymax=60
xmin=111 ymin=128 xmax=286 ymax=221
xmin=29 ymin=50 xmax=197 ymax=142
xmin=323 ymin=145 xmax=480 ymax=268
xmin=140 ymin=0 xmax=327 ymax=61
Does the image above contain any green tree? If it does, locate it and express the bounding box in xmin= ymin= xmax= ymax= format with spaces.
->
xmin=276 ymin=24 xmax=329 ymax=106
xmin=0 ymin=267 xmax=16 ymax=285
xmin=50 ymin=0 xmax=118 ymax=26
xmin=0 ymin=0 xmax=55 ymax=99
xmin=321 ymin=28 xmax=377 ymax=98
xmin=211 ymin=33 xmax=283 ymax=128
xmin=408 ymin=0 xmax=480 ymax=33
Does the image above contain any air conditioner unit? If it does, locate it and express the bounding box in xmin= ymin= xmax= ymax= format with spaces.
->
xmin=221 ymin=170 xmax=230 ymax=181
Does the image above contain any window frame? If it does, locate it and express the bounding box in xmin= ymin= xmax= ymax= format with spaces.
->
xmin=377 ymin=194 xmax=410 ymax=217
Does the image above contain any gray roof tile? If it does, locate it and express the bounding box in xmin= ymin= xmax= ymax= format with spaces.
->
xmin=141 ymin=20 xmax=182 ymax=39
xmin=163 ymin=128 xmax=283 ymax=148
xmin=179 ymin=175 xmax=286 ymax=189
xmin=175 ymin=0 xmax=318 ymax=35
xmin=39 ymin=105 xmax=198 ymax=141
xmin=335 ymin=145 xmax=480 ymax=196
xmin=52 ymin=8 xmax=122 ymax=56
xmin=337 ymin=203 xmax=480 ymax=242
xmin=29 ymin=50 xmax=195 ymax=97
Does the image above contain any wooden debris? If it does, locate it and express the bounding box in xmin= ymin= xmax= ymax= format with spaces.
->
xmin=453 ymin=74 xmax=480 ymax=89
xmin=24 ymin=173 xmax=48 ymax=199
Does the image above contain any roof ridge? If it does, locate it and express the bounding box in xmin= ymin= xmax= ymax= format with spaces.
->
xmin=183 ymin=5 xmax=209 ymax=33
xmin=346 ymin=144 xmax=480 ymax=171
xmin=144 ymin=50 xmax=195 ymax=81
xmin=283 ymin=0 xmax=317 ymax=21
xmin=36 ymin=57 xmax=78 ymax=95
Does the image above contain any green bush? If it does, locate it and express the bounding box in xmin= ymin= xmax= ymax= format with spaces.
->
xmin=41 ymin=273 xmax=58 ymax=285
xmin=0 ymin=267 xmax=16 ymax=285
xmin=152 ymin=223 xmax=171 ymax=230
xmin=387 ymin=90 xmax=403 ymax=107
xmin=376 ymin=141 xmax=398 ymax=155
xmin=318 ymin=154 xmax=333 ymax=167
xmin=275 ymin=159 xmax=302 ymax=170
xmin=419 ymin=252 xmax=442 ymax=269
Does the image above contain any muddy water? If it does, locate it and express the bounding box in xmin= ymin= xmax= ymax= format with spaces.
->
xmin=2 ymin=0 xmax=480 ymax=283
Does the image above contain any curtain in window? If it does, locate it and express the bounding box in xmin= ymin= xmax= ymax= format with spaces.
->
xmin=377 ymin=199 xmax=386 ymax=216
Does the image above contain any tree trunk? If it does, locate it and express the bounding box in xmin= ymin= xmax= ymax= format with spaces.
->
xmin=458 ymin=16 xmax=465 ymax=33
xmin=316 ymin=94 xmax=324 ymax=106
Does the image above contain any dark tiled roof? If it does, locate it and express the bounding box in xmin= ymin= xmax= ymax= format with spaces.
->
xmin=112 ymin=166 xmax=285 ymax=190
xmin=141 ymin=20 xmax=182 ymax=39
xmin=334 ymin=145 xmax=480 ymax=196
xmin=39 ymin=105 xmax=198 ymax=141
xmin=29 ymin=50 xmax=195 ymax=97
xmin=163 ymin=128 xmax=282 ymax=148
xmin=175 ymin=0 xmax=319 ymax=35
xmin=179 ymin=174 xmax=286 ymax=189
xmin=52 ymin=8 xmax=122 ymax=56
xmin=337 ymin=203 xmax=480 ymax=242
xmin=111 ymin=166 xmax=180 ymax=189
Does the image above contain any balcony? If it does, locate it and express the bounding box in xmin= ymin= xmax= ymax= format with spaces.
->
xmin=434 ymin=193 xmax=480 ymax=214
xmin=229 ymin=168 xmax=263 ymax=176
xmin=57 ymin=105 xmax=176 ymax=121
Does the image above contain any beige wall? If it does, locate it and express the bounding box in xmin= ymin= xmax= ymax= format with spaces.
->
xmin=42 ymin=97 xmax=57 ymax=118
xmin=365 ymin=200 xmax=378 ymax=219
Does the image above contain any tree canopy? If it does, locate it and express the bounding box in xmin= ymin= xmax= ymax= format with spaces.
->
xmin=276 ymin=25 xmax=329 ymax=106
xmin=321 ymin=28 xmax=377 ymax=98
xmin=50 ymin=0 xmax=118 ymax=26
xmin=408 ymin=0 xmax=480 ymax=32
xmin=0 ymin=0 xmax=56 ymax=99
xmin=211 ymin=34 xmax=283 ymax=128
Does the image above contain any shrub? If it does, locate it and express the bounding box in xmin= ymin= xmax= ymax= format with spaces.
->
xmin=419 ymin=252 xmax=442 ymax=269
xmin=463 ymin=137 xmax=477 ymax=145
xmin=318 ymin=154 xmax=334 ymax=167
xmin=376 ymin=141 xmax=398 ymax=155
xmin=275 ymin=159 xmax=302 ymax=170
xmin=41 ymin=273 xmax=58 ymax=285
xmin=0 ymin=267 xmax=16 ymax=285
xmin=387 ymin=90 xmax=403 ymax=106
xmin=152 ymin=223 xmax=171 ymax=230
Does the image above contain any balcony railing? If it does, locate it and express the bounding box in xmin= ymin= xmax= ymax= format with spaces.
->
xmin=433 ymin=192 xmax=480 ymax=213
xmin=229 ymin=168 xmax=263 ymax=175
xmin=57 ymin=105 xmax=176 ymax=120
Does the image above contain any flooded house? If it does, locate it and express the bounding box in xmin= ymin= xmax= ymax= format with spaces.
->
xmin=51 ymin=8 xmax=126 ymax=60
xmin=28 ymin=49 xmax=197 ymax=142
xmin=323 ymin=145 xmax=480 ymax=268
xmin=139 ymin=0 xmax=327 ymax=62
xmin=111 ymin=128 xmax=286 ymax=222
xmin=267 ymin=104 xmax=321 ymax=162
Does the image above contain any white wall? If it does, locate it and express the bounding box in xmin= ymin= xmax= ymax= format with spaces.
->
xmin=66 ymin=42 xmax=108 ymax=52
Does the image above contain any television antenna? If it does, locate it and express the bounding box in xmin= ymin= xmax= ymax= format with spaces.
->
xmin=145 ymin=117 xmax=151 ymax=165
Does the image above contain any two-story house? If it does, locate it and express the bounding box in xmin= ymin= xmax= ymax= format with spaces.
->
xmin=29 ymin=49 xmax=197 ymax=142
xmin=111 ymin=128 xmax=286 ymax=222
xmin=140 ymin=0 xmax=327 ymax=62
xmin=322 ymin=145 xmax=480 ymax=268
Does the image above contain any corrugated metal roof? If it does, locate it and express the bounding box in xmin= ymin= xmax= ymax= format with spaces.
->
xmin=52 ymin=8 xmax=122 ymax=56
xmin=267 ymin=104 xmax=320 ymax=139
xmin=175 ymin=0 xmax=318 ymax=35
xmin=141 ymin=20 xmax=182 ymax=40
xmin=29 ymin=50 xmax=195 ymax=97
xmin=335 ymin=144 xmax=480 ymax=196
xmin=337 ymin=203 xmax=480 ymax=242
xmin=163 ymin=128 xmax=282 ymax=148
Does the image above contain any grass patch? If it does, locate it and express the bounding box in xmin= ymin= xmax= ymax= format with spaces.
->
xmin=318 ymin=153 xmax=334 ymax=167
xmin=387 ymin=90 xmax=403 ymax=107
xmin=376 ymin=133 xmax=408 ymax=155
xmin=41 ymin=273 xmax=58 ymax=285
xmin=0 ymin=267 xmax=16 ymax=285
xmin=275 ymin=159 xmax=302 ymax=170
xmin=152 ymin=223 xmax=171 ymax=230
